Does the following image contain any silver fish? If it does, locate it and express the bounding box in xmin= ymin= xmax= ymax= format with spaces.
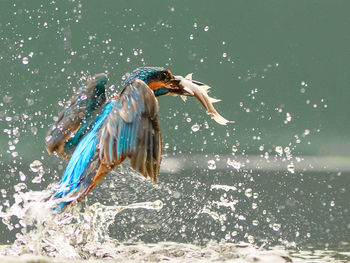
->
xmin=173 ymin=74 xmax=233 ymax=125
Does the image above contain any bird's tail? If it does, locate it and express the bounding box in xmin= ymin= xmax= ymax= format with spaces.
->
xmin=49 ymin=102 xmax=115 ymax=211
xmin=49 ymin=128 xmax=101 ymax=211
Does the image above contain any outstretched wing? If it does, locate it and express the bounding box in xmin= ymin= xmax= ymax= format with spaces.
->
xmin=46 ymin=73 xmax=107 ymax=158
xmin=99 ymin=78 xmax=162 ymax=182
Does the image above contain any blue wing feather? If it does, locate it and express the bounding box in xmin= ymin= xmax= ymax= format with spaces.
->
xmin=52 ymin=101 xmax=115 ymax=200
xmin=99 ymin=79 xmax=161 ymax=182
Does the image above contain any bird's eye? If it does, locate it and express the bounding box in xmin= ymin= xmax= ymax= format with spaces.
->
xmin=162 ymin=71 xmax=169 ymax=80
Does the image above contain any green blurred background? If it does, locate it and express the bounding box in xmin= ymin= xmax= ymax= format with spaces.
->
xmin=0 ymin=0 xmax=349 ymax=248
xmin=1 ymin=0 xmax=350 ymax=159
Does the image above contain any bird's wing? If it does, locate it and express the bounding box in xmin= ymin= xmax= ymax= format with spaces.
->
xmin=99 ymin=78 xmax=162 ymax=182
xmin=49 ymin=102 xmax=115 ymax=210
xmin=49 ymin=79 xmax=161 ymax=211
xmin=45 ymin=73 xmax=107 ymax=158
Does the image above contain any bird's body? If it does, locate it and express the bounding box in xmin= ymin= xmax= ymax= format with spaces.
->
xmin=46 ymin=67 xmax=231 ymax=210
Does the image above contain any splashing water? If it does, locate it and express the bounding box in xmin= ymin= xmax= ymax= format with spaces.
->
xmin=0 ymin=182 xmax=163 ymax=259
xmin=0 ymin=160 xmax=348 ymax=262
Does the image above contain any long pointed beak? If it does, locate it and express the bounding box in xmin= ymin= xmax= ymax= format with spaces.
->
xmin=168 ymin=74 xmax=234 ymax=125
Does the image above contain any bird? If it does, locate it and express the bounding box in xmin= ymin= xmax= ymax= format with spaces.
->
xmin=45 ymin=67 xmax=232 ymax=210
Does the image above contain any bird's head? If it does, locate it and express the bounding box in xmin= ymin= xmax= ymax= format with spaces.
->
xmin=126 ymin=67 xmax=233 ymax=125
xmin=124 ymin=67 xmax=174 ymax=96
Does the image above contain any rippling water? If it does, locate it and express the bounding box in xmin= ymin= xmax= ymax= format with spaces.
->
xmin=0 ymin=161 xmax=348 ymax=262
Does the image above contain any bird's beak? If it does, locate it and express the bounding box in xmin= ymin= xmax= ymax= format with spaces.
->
xmin=166 ymin=74 xmax=233 ymax=125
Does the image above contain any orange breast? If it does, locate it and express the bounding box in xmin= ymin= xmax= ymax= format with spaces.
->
xmin=148 ymin=80 xmax=164 ymax=91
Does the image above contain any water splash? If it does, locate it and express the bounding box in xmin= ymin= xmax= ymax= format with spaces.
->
xmin=0 ymin=184 xmax=163 ymax=258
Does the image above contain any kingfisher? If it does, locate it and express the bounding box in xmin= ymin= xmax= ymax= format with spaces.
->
xmin=46 ymin=67 xmax=232 ymax=210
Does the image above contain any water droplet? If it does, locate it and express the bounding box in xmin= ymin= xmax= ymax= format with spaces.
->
xmin=284 ymin=112 xmax=292 ymax=123
xmin=207 ymin=160 xmax=216 ymax=170
xmin=244 ymin=188 xmax=253 ymax=198
xmin=189 ymin=34 xmax=194 ymax=40
xmin=45 ymin=135 xmax=52 ymax=143
xmin=191 ymin=123 xmax=200 ymax=132
xmin=275 ymin=146 xmax=283 ymax=155
xmin=30 ymin=160 xmax=43 ymax=173
xmin=186 ymin=117 xmax=192 ymax=122
xmin=31 ymin=127 xmax=38 ymax=135
xmin=133 ymin=50 xmax=138 ymax=56
xmin=193 ymin=22 xmax=198 ymax=29
xmin=22 ymin=57 xmax=29 ymax=65
xmin=173 ymin=192 xmax=181 ymax=199
xmin=204 ymin=26 xmax=209 ymax=32
xmin=247 ymin=235 xmax=255 ymax=243
xmin=32 ymin=176 xmax=42 ymax=184
xmin=19 ymin=171 xmax=26 ymax=181
xmin=287 ymin=163 xmax=295 ymax=173
xmin=272 ymin=223 xmax=281 ymax=231
xmin=231 ymin=231 xmax=238 ymax=236
xmin=232 ymin=145 xmax=238 ymax=153
xmin=227 ymin=158 xmax=241 ymax=170
xmin=330 ymin=200 xmax=335 ymax=207
xmin=151 ymin=200 xmax=163 ymax=210
xmin=252 ymin=220 xmax=259 ymax=226
xmin=252 ymin=203 xmax=258 ymax=209
xmin=303 ymin=129 xmax=310 ymax=136
xmin=80 ymin=95 xmax=87 ymax=100
xmin=238 ymin=215 xmax=246 ymax=221
xmin=164 ymin=143 xmax=170 ymax=149
xmin=222 ymin=52 xmax=227 ymax=58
